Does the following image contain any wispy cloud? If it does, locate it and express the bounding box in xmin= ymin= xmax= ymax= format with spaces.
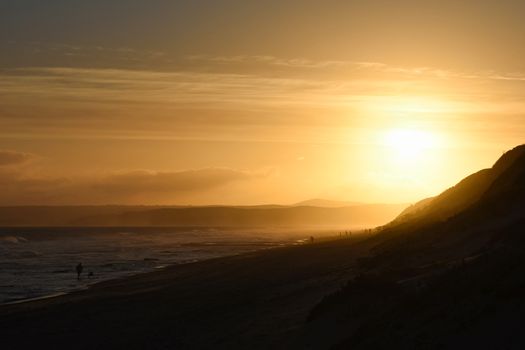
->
xmin=5 ymin=61 xmax=521 ymax=113
xmin=1 ymin=58 xmax=525 ymax=143
xmin=1 ymin=67 xmax=345 ymax=106
xmin=186 ymin=54 xmax=356 ymax=69
xmin=0 ymin=150 xmax=35 ymax=166
xmin=0 ymin=166 xmax=259 ymax=205
xmin=92 ymin=168 xmax=254 ymax=195
xmin=186 ymin=54 xmax=525 ymax=82
xmin=11 ymin=41 xmax=171 ymax=65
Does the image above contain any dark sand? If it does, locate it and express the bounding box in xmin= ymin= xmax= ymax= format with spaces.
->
xmin=0 ymin=237 xmax=372 ymax=350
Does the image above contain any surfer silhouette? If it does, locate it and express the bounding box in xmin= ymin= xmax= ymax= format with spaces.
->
xmin=76 ymin=263 xmax=83 ymax=280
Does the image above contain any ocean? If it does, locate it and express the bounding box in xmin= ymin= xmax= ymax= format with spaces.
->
xmin=0 ymin=226 xmax=308 ymax=304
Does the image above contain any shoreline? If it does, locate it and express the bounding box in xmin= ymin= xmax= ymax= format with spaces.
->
xmin=2 ymin=292 xmax=69 ymax=306
xmin=0 ymin=235 xmax=372 ymax=349
xmin=0 ymin=238 xmax=310 ymax=307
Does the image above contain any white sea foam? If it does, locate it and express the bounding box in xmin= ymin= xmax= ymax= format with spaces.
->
xmin=0 ymin=236 xmax=28 ymax=244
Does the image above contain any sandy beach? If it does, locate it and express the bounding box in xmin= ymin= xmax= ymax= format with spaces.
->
xmin=0 ymin=236 xmax=372 ymax=349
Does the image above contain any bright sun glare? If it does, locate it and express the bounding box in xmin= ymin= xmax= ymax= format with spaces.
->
xmin=384 ymin=129 xmax=437 ymax=162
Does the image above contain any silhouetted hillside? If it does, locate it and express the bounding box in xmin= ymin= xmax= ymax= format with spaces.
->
xmin=304 ymin=144 xmax=525 ymax=349
xmin=482 ymin=145 xmax=525 ymax=198
xmin=392 ymin=145 xmax=525 ymax=226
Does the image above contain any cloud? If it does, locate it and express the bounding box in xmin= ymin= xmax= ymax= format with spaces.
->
xmin=0 ymin=150 xmax=34 ymax=166
xmin=1 ymin=66 xmax=342 ymax=106
xmin=185 ymin=54 xmax=355 ymax=69
xmin=1 ymin=58 xmax=525 ymax=144
xmin=0 ymin=167 xmax=258 ymax=205
xmin=3 ymin=59 xmax=524 ymax=115
xmin=185 ymin=54 xmax=525 ymax=81
xmin=14 ymin=41 xmax=171 ymax=66
xmin=91 ymin=168 xmax=253 ymax=195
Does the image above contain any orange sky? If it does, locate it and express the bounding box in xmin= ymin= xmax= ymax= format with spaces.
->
xmin=0 ymin=1 xmax=524 ymax=205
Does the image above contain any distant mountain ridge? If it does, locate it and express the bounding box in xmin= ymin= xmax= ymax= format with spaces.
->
xmin=0 ymin=203 xmax=407 ymax=228
xmin=293 ymin=199 xmax=363 ymax=207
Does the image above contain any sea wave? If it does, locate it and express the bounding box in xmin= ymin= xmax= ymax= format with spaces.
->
xmin=0 ymin=226 xmax=302 ymax=304
xmin=0 ymin=236 xmax=28 ymax=244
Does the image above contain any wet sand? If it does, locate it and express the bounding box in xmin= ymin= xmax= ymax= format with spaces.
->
xmin=0 ymin=236 xmax=373 ymax=349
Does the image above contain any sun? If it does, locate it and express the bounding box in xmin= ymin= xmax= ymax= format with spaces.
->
xmin=384 ymin=128 xmax=437 ymax=163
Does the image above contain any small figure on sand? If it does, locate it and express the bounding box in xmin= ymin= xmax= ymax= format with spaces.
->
xmin=310 ymin=236 xmax=315 ymax=244
xmin=88 ymin=271 xmax=94 ymax=279
xmin=76 ymin=262 xmax=83 ymax=280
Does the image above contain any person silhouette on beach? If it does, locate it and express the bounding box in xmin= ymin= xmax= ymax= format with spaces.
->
xmin=76 ymin=263 xmax=83 ymax=280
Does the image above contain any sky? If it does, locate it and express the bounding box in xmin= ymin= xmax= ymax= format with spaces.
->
xmin=1 ymin=0 xmax=524 ymax=205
